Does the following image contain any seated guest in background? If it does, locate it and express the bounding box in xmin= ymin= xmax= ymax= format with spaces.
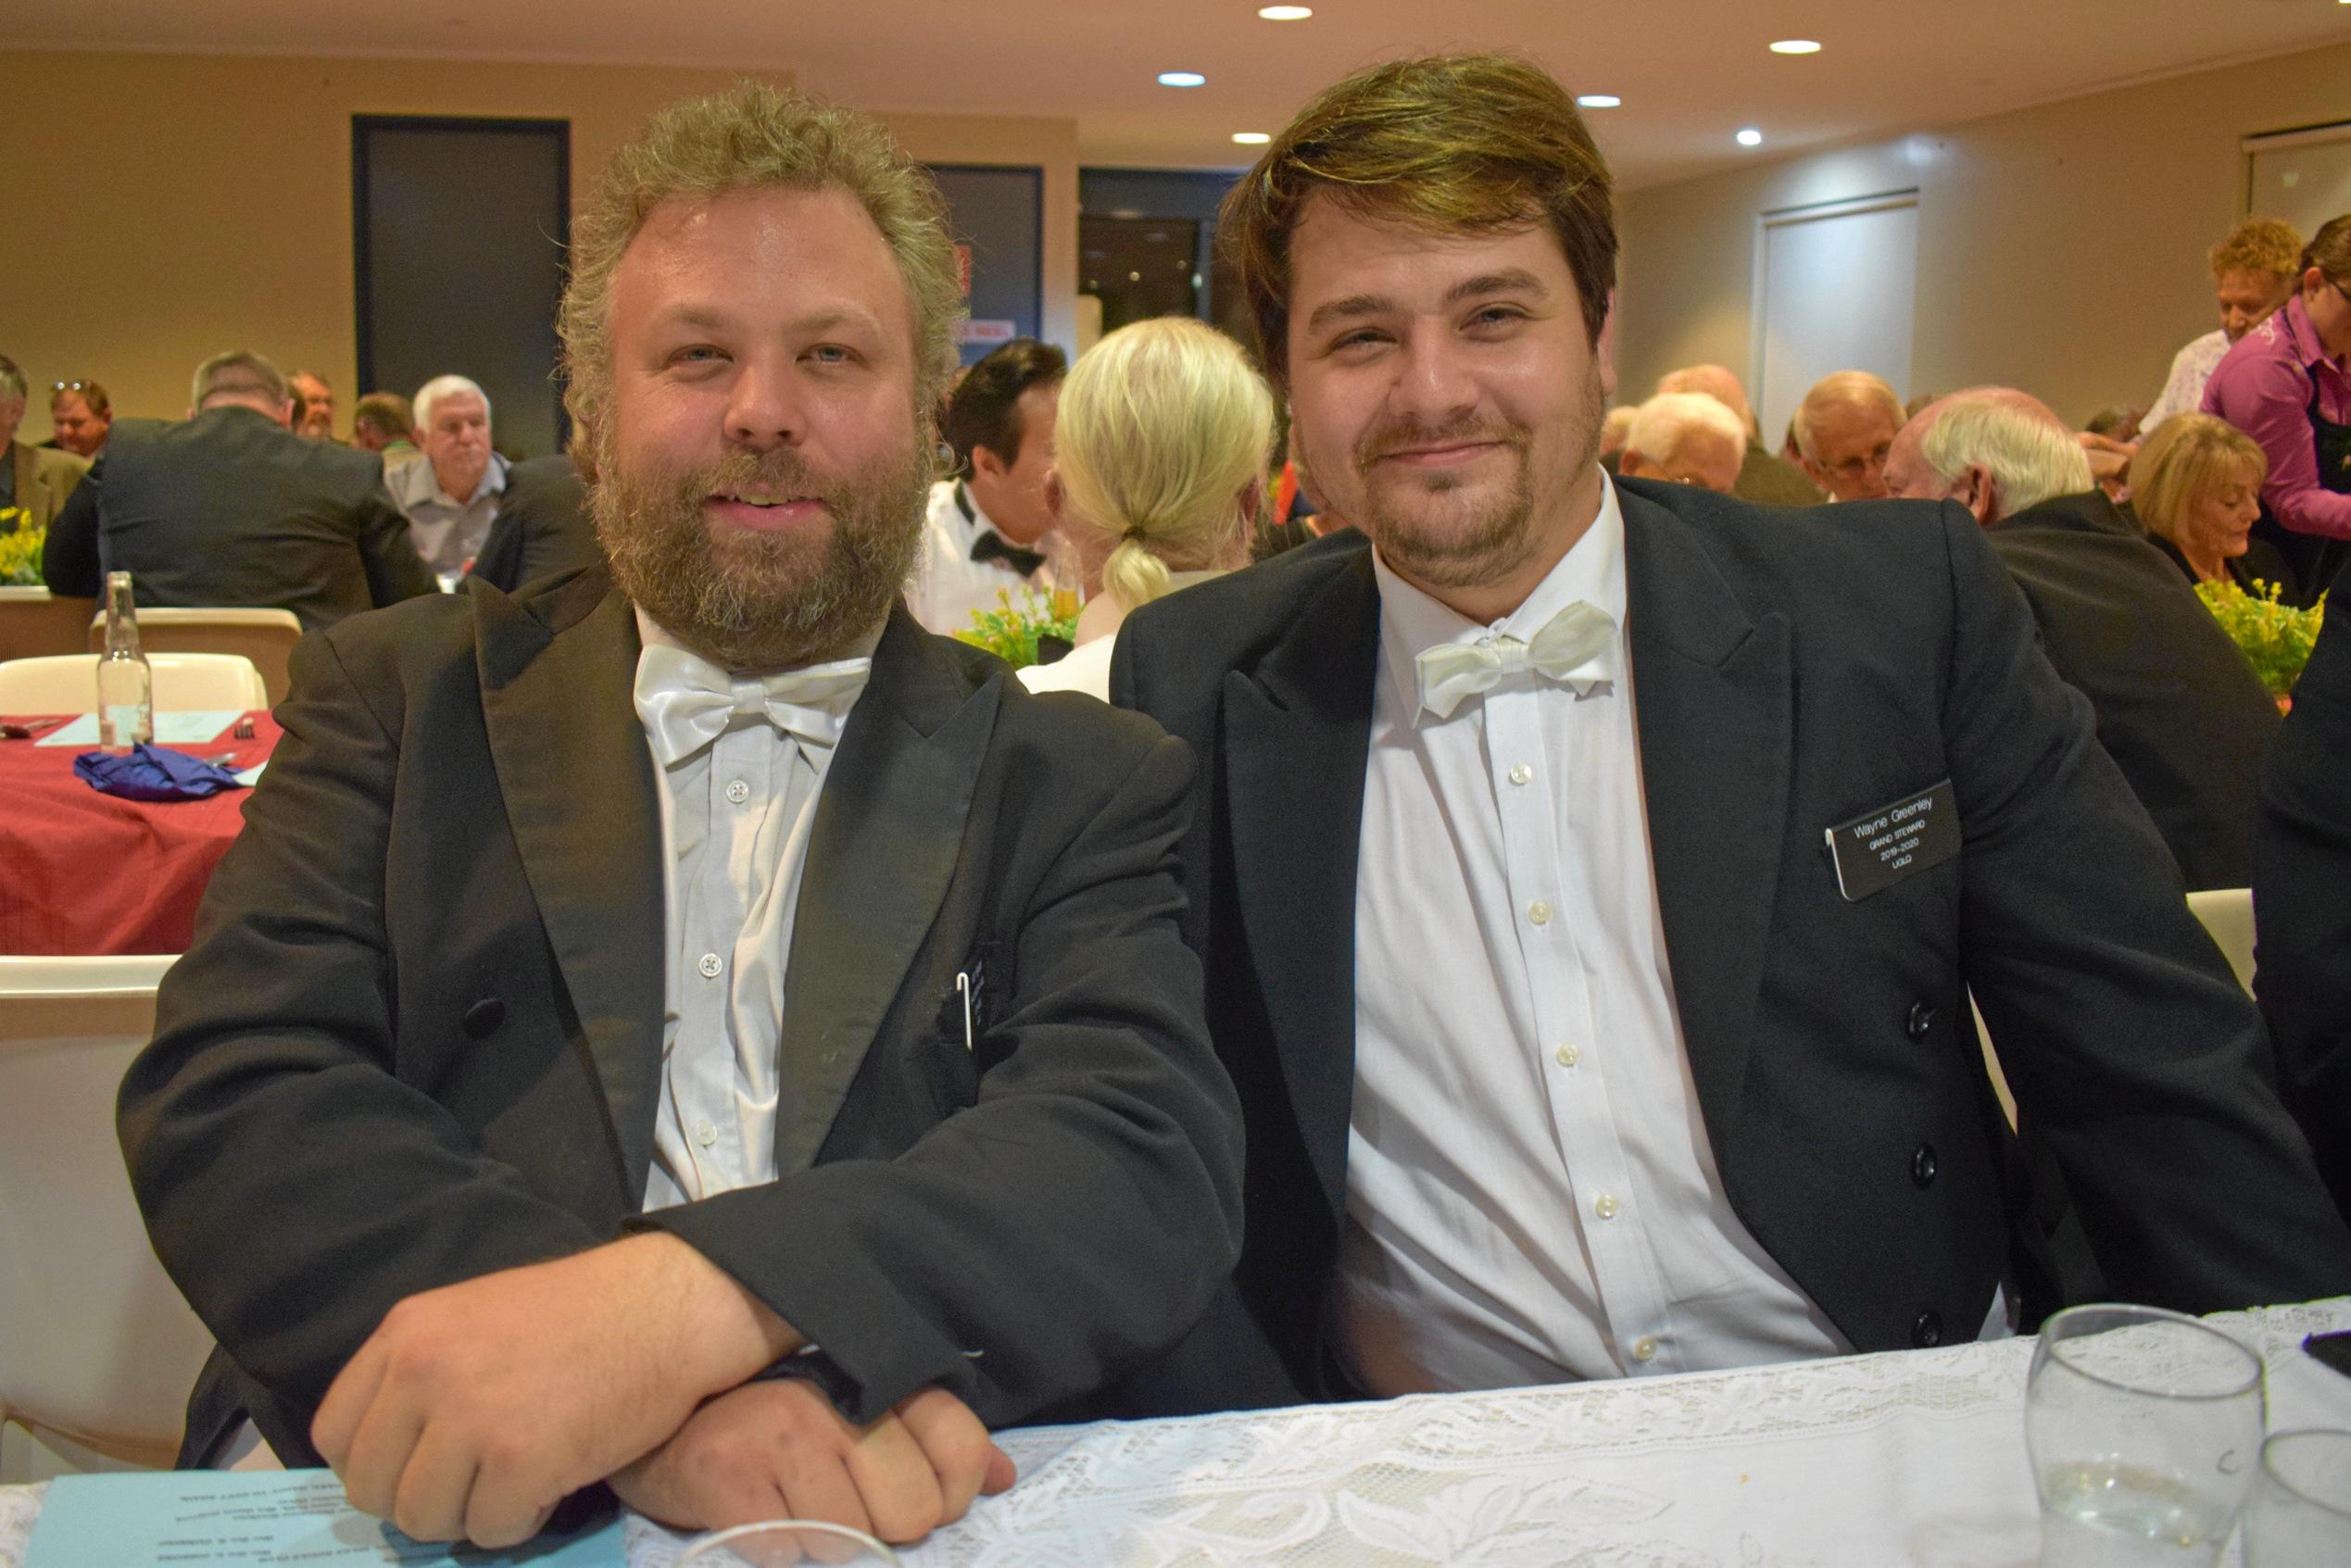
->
xmin=119 ymin=82 xmax=1240 ymax=1550
xmin=349 ymin=390 xmax=417 ymax=461
xmin=1596 ymin=405 xmax=1636 ymax=472
xmin=0 ymin=354 xmax=90 ymax=529
xmin=2202 ymin=214 xmax=2351 ymax=602
xmin=1020 ymin=317 xmax=1273 ymax=699
xmin=47 ymin=378 xmax=112 ymax=458
xmin=2085 ymin=404 xmax=2143 ymax=443
xmin=2131 ymin=413 xmax=2296 ymax=599
xmin=1794 ymin=370 xmax=1903 ymax=501
xmin=1616 ymin=390 xmax=1744 ymax=494
xmin=42 ymin=349 xmax=435 ymax=625
xmin=1888 ymin=390 xmax=2280 ymax=891
xmin=2255 ymin=602 xmax=2351 ymax=1222
xmin=2144 ymin=218 xmax=2303 ymax=433
xmin=1114 ymin=51 xmax=2351 ymax=1414
xmin=288 ymin=370 xmax=339 ymax=441
xmin=1655 ymin=364 xmax=1821 ymax=506
xmin=390 ymin=373 xmax=506 ymax=581
xmin=467 ymin=447 xmax=606 ymax=594
xmin=908 ymin=338 xmax=1066 ymax=633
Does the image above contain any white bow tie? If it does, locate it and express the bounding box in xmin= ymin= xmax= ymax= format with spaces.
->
xmin=634 ymin=642 xmax=872 ymax=767
xmin=1413 ymin=599 xmax=1618 ymax=721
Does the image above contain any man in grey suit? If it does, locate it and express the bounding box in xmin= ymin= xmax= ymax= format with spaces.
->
xmin=120 ymin=83 xmax=1240 ymax=1551
xmin=43 ymin=350 xmax=435 ymax=625
xmin=1113 ymin=53 xmax=2350 ymax=1415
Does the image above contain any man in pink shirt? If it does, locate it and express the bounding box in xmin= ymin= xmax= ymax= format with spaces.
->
xmin=2201 ymin=214 xmax=2351 ymax=602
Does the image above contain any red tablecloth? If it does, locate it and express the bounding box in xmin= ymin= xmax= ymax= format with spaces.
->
xmin=0 ymin=711 xmax=280 ymax=955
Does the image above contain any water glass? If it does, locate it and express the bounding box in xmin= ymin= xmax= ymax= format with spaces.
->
xmin=673 ymin=1520 xmax=901 ymax=1566
xmin=2242 ymin=1427 xmax=2351 ymax=1564
xmin=2024 ymin=1303 xmax=2266 ymax=1567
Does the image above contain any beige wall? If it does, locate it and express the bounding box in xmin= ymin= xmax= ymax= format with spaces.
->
xmin=1615 ymin=41 xmax=2351 ymax=429
xmin=0 ymin=49 xmax=1079 ymax=438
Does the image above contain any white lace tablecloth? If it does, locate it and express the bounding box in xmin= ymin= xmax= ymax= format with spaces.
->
xmin=10 ymin=1299 xmax=2348 ymax=1568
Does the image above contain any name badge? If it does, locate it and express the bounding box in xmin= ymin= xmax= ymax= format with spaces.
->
xmin=1824 ymin=780 xmax=1960 ymax=902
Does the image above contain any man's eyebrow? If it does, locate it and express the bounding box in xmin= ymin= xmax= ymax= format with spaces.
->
xmin=1304 ymin=269 xmax=1554 ymax=334
xmin=649 ymin=304 xmax=885 ymax=336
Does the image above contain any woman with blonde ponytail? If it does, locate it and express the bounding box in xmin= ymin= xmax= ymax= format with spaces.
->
xmin=1020 ymin=318 xmax=1275 ymax=696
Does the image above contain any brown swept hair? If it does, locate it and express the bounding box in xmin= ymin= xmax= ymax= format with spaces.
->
xmin=1218 ymin=52 xmax=1617 ymax=388
xmin=557 ymin=82 xmax=964 ymax=441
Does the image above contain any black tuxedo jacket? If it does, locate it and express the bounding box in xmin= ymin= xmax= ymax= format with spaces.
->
xmin=44 ymin=407 xmax=437 ymax=627
xmin=1983 ymin=489 xmax=2279 ymax=891
xmin=119 ymin=568 xmax=1243 ymax=1464
xmin=1113 ymin=478 xmax=2351 ymax=1407
xmin=2255 ymin=604 xmax=2351 ymax=1219
xmin=469 ymin=454 xmax=605 ymax=595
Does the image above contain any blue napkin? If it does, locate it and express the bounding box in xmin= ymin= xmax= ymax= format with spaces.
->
xmin=72 ymin=743 xmax=249 ymax=801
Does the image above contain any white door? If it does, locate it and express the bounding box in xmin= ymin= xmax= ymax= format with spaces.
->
xmin=1753 ymin=193 xmax=1919 ymax=447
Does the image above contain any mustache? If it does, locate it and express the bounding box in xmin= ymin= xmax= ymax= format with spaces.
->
xmin=1356 ymin=414 xmax=1528 ymax=465
xmin=685 ymin=447 xmax=845 ymax=504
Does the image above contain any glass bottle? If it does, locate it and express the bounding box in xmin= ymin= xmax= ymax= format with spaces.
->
xmin=97 ymin=570 xmax=154 ymax=753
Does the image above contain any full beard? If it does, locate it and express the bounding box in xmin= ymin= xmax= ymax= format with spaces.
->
xmin=592 ymin=428 xmax=931 ymax=672
xmin=1341 ymin=357 xmax=1605 ymax=592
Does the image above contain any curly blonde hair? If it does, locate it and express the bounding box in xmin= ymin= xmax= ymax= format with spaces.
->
xmin=2209 ymin=218 xmax=2302 ymax=282
xmin=558 ymin=82 xmax=964 ymax=439
xmin=1055 ymin=319 xmax=1274 ymax=614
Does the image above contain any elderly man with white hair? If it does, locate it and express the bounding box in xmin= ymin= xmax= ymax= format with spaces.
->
xmin=1656 ymin=364 xmax=1823 ymax=506
xmin=388 ymin=372 xmax=506 ymax=582
xmin=1794 ymin=370 xmax=1904 ymax=502
xmin=1617 ymin=390 xmax=1745 ymax=493
xmin=1887 ymin=388 xmax=2279 ymax=891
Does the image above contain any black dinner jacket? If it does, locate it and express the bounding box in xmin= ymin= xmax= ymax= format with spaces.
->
xmin=1113 ymin=478 xmax=2351 ymax=1408
xmin=468 ymin=454 xmax=606 ymax=594
xmin=2255 ymin=604 xmax=2351 ymax=1221
xmin=43 ymin=407 xmax=437 ymax=627
xmin=1983 ymin=489 xmax=2279 ymax=892
xmin=119 ymin=567 xmax=1243 ymax=1465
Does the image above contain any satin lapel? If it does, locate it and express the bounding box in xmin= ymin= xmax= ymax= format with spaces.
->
xmin=1623 ymin=489 xmax=1793 ymax=1144
xmin=773 ymin=607 xmax=997 ymax=1173
xmin=478 ymin=582 xmax=666 ymax=1201
xmin=1224 ymin=548 xmax=1380 ymax=1215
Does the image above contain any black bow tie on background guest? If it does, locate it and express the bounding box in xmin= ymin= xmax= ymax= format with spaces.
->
xmin=970 ymin=529 xmax=1046 ymax=577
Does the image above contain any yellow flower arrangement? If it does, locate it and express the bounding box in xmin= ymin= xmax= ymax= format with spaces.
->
xmin=2194 ymin=578 xmax=2325 ymax=698
xmin=0 ymin=512 xmax=44 ymax=586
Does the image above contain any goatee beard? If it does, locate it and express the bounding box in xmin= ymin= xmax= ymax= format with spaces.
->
xmin=592 ymin=431 xmax=932 ymax=671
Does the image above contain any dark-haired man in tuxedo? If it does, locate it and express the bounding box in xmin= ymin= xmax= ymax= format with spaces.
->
xmin=121 ymin=82 xmax=1240 ymax=1551
xmin=1114 ymin=51 xmax=2350 ymax=1413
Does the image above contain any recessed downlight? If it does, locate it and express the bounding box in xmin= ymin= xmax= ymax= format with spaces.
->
xmin=1576 ymin=94 xmax=1622 ymax=108
xmin=1258 ymin=5 xmax=1314 ymax=18
xmin=1158 ymin=70 xmax=1207 ymax=88
xmin=1736 ymin=128 xmax=1765 ymax=147
xmin=1233 ymin=132 xmax=1272 ymax=144
xmin=1769 ymin=39 xmax=1822 ymax=55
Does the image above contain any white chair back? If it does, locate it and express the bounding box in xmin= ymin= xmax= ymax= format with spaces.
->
xmin=2185 ymin=887 xmax=2257 ymax=997
xmin=0 ymin=652 xmax=269 ymax=713
xmin=88 ymin=608 xmax=302 ymax=707
xmin=0 ymin=955 xmax=214 ymax=1470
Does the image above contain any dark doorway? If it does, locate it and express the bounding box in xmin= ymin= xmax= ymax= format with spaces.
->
xmin=354 ymin=116 xmax=570 ymax=459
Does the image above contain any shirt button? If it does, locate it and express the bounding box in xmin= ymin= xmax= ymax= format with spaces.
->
xmin=1508 ymin=762 xmax=1534 ymax=785
xmin=1593 ymin=1193 xmax=1619 ymax=1220
xmin=1555 ymin=1043 xmax=1580 ymax=1067
xmin=693 ymin=1118 xmax=718 ymax=1148
xmin=724 ymin=779 xmax=750 ymax=805
xmin=697 ymin=952 xmax=723 ymax=979
xmin=1631 ymin=1336 xmax=1658 ymax=1363
xmin=1528 ymin=900 xmax=1553 ymax=925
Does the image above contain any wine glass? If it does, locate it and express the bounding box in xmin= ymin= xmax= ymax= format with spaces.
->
xmin=673 ymin=1519 xmax=901 ymax=1567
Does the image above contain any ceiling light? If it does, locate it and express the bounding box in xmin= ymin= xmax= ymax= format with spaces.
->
xmin=1233 ymin=132 xmax=1272 ymax=144
xmin=1258 ymin=5 xmax=1314 ymax=18
xmin=1736 ymin=128 xmax=1764 ymax=147
xmin=1769 ymin=40 xmax=1821 ymax=55
xmin=1576 ymin=94 xmax=1622 ymax=108
xmin=1158 ymin=70 xmax=1207 ymax=88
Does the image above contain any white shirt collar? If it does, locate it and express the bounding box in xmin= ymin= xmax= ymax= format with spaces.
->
xmin=1371 ymin=472 xmax=1628 ymax=709
xmin=632 ymin=604 xmax=886 ymax=680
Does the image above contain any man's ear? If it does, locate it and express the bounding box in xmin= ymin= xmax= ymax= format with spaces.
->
xmin=273 ymin=400 xmax=297 ymax=430
xmin=969 ymin=442 xmax=1011 ymax=485
xmin=1961 ymin=463 xmax=1997 ymax=526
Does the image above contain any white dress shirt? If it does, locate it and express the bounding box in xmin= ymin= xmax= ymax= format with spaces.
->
xmin=635 ymin=608 xmax=879 ymax=1210
xmin=389 ymin=450 xmax=509 ymax=582
xmin=2143 ymin=328 xmax=2231 ymax=434
xmin=1336 ymin=476 xmax=1854 ymax=1396
xmin=908 ymin=478 xmax=1061 ymax=635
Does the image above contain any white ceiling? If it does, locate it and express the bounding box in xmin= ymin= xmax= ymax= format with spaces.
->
xmin=10 ymin=0 xmax=2351 ymax=188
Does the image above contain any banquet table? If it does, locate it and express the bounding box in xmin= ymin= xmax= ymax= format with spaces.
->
xmin=0 ymin=710 xmax=278 ymax=955
xmin=5 ymin=1298 xmax=2345 ymax=1567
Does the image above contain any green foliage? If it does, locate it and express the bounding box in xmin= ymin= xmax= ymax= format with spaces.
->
xmin=950 ymin=587 xmax=1079 ymax=671
xmin=0 ymin=512 xmax=42 ymax=586
xmin=2194 ymin=577 xmax=2325 ymax=697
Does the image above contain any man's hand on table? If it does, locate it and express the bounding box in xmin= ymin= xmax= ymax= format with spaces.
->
xmin=311 ymin=1232 xmax=801 ymax=1548
xmin=610 ymin=1380 xmax=1015 ymax=1544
